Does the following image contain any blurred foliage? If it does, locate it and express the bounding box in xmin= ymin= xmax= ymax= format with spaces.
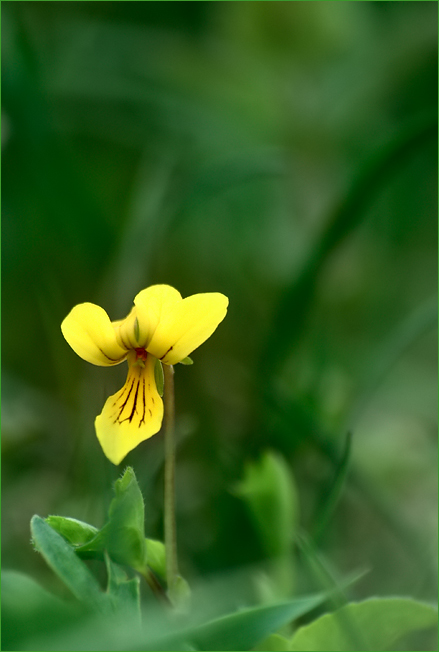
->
xmin=2 ymin=1 xmax=437 ymax=650
xmin=289 ymin=598 xmax=438 ymax=652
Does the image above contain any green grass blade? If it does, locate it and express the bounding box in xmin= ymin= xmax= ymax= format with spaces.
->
xmin=312 ymin=431 xmax=352 ymax=545
xmin=261 ymin=115 xmax=437 ymax=379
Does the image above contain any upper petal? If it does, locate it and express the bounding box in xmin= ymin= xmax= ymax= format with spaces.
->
xmin=146 ymin=292 xmax=229 ymax=365
xmin=113 ymin=307 xmax=139 ymax=350
xmin=61 ymin=303 xmax=128 ymax=366
xmin=134 ymin=285 xmax=182 ymax=347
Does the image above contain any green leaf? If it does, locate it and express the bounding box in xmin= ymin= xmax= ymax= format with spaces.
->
xmin=254 ymin=633 xmax=290 ymax=651
xmin=1 ymin=570 xmax=80 ymax=651
xmin=145 ymin=538 xmax=166 ymax=579
xmin=155 ymin=359 xmax=164 ymax=396
xmin=45 ymin=516 xmax=99 ymax=546
xmin=104 ymin=553 xmax=141 ymax=622
xmin=30 ymin=515 xmax=110 ymax=614
xmin=289 ymin=597 xmax=438 ymax=651
xmin=168 ymin=593 xmax=328 ymax=651
xmin=179 ymin=356 xmax=194 ymax=365
xmin=99 ymin=525 xmax=147 ymax=572
xmin=235 ymin=451 xmax=299 ymax=559
xmin=109 ymin=467 xmax=145 ymax=531
xmin=76 ymin=467 xmax=148 ymax=572
xmin=16 ymin=570 xmax=330 ymax=652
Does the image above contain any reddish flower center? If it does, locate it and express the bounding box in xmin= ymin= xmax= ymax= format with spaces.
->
xmin=135 ymin=348 xmax=147 ymax=361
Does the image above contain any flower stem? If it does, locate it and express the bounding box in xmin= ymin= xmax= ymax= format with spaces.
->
xmin=163 ymin=364 xmax=178 ymax=595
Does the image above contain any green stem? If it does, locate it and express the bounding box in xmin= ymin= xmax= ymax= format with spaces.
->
xmin=163 ymin=364 xmax=178 ymax=594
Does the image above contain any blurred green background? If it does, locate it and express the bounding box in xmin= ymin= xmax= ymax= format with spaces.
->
xmin=2 ymin=0 xmax=437 ymax=646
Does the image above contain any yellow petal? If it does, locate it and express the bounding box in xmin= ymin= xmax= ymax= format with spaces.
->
xmin=134 ymin=285 xmax=182 ymax=347
xmin=61 ymin=303 xmax=128 ymax=367
xmin=113 ymin=307 xmax=139 ymax=350
xmin=146 ymin=293 xmax=229 ymax=365
xmin=95 ymin=352 xmax=163 ymax=465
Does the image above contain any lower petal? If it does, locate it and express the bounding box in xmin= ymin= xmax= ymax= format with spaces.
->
xmin=95 ymin=353 xmax=164 ymax=465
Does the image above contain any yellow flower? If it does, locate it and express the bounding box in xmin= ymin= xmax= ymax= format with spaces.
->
xmin=61 ymin=285 xmax=228 ymax=465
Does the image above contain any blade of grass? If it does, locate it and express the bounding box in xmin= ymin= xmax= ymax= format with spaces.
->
xmin=311 ymin=431 xmax=352 ymax=546
xmin=349 ymin=295 xmax=438 ymax=425
xmin=261 ymin=114 xmax=437 ymax=380
xmin=296 ymin=532 xmax=369 ymax=651
xmin=266 ymin=390 xmax=437 ymax=593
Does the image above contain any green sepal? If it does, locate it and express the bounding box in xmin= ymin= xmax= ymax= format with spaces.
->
xmin=134 ymin=317 xmax=140 ymax=343
xmin=45 ymin=516 xmax=98 ymax=547
xmin=155 ymin=359 xmax=164 ymax=396
xmin=179 ymin=356 xmax=194 ymax=365
xmin=168 ymin=574 xmax=191 ymax=612
xmin=145 ymin=538 xmax=166 ymax=579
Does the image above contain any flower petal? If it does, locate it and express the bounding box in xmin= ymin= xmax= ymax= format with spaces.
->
xmin=113 ymin=307 xmax=139 ymax=350
xmin=95 ymin=353 xmax=164 ymax=465
xmin=146 ymin=293 xmax=229 ymax=365
xmin=134 ymin=285 xmax=182 ymax=347
xmin=61 ymin=303 xmax=128 ymax=366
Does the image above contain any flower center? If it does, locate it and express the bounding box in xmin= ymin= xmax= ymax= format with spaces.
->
xmin=135 ymin=348 xmax=147 ymax=361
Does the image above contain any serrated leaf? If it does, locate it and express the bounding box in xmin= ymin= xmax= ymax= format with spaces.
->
xmin=109 ymin=467 xmax=144 ymax=530
xmin=289 ymin=597 xmax=438 ymax=651
xmin=155 ymin=359 xmax=164 ymax=396
xmin=45 ymin=516 xmax=98 ymax=546
xmin=30 ymin=515 xmax=110 ymax=614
